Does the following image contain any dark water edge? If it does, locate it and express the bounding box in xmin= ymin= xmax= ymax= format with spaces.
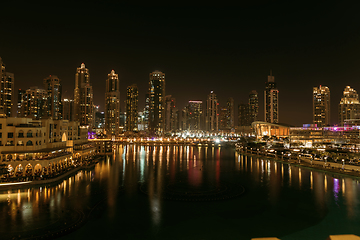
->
xmin=0 ymin=144 xmax=360 ymax=240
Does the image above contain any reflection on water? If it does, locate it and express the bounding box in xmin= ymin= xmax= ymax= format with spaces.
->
xmin=1 ymin=145 xmax=360 ymax=239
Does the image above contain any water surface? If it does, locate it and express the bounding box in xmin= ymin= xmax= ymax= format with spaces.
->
xmin=1 ymin=144 xmax=360 ymax=239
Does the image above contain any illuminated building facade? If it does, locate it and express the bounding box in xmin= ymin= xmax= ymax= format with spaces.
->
xmin=144 ymin=93 xmax=150 ymax=130
xmin=148 ymin=71 xmax=165 ymax=134
xmin=252 ymin=121 xmax=290 ymax=139
xmin=339 ymin=86 xmax=360 ymax=125
xmin=43 ymin=75 xmax=62 ymax=120
xmin=290 ymin=124 xmax=360 ymax=148
xmin=264 ymin=72 xmax=279 ymax=123
xmin=219 ymin=107 xmax=228 ymax=130
xmin=313 ymin=85 xmax=330 ymax=127
xmin=164 ymin=95 xmax=177 ymax=132
xmin=137 ymin=111 xmax=146 ymax=131
xmin=105 ymin=70 xmax=120 ymax=135
xmin=0 ymin=57 xmax=14 ymax=117
xmin=62 ymin=98 xmax=74 ymax=121
xmin=238 ymin=103 xmax=250 ymax=126
xmin=20 ymin=87 xmax=47 ymax=119
xmin=0 ymin=117 xmax=96 ymax=177
xmin=249 ymin=90 xmax=258 ymax=123
xmin=181 ymin=107 xmax=187 ymax=131
xmin=186 ymin=100 xmax=203 ymax=130
xmin=126 ymin=84 xmax=138 ymax=131
xmin=226 ymin=97 xmax=234 ymax=130
xmin=74 ymin=63 xmax=93 ymax=128
xmin=205 ymin=91 xmax=219 ymax=131
xmin=17 ymin=89 xmax=26 ymax=117
xmin=95 ymin=110 xmax=105 ymax=129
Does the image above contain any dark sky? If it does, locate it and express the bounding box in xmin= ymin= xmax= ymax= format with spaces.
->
xmin=1 ymin=2 xmax=360 ymax=126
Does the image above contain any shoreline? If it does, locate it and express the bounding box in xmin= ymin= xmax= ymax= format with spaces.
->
xmin=0 ymin=156 xmax=105 ymax=190
xmin=238 ymin=149 xmax=360 ymax=180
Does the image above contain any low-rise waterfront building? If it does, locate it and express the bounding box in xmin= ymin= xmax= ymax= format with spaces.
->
xmin=0 ymin=116 xmax=95 ymax=178
xmin=252 ymin=121 xmax=290 ymax=139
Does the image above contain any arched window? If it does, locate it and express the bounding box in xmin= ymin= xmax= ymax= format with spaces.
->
xmin=18 ymin=130 xmax=24 ymax=138
xmin=26 ymin=140 xmax=33 ymax=146
xmin=27 ymin=130 xmax=33 ymax=138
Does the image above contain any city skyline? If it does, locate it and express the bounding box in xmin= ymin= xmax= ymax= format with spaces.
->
xmin=6 ymin=58 xmax=360 ymax=128
xmin=1 ymin=3 xmax=360 ymax=126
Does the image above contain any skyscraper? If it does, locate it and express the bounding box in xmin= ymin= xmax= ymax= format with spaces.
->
xmin=264 ymin=72 xmax=279 ymax=123
xmin=74 ymin=63 xmax=93 ymax=128
xmin=126 ymin=84 xmax=138 ymax=132
xmin=62 ymin=98 xmax=74 ymax=121
xmin=105 ymin=70 xmax=120 ymax=135
xmin=339 ymin=86 xmax=360 ymax=125
xmin=186 ymin=100 xmax=203 ymax=131
xmin=205 ymin=91 xmax=219 ymax=131
xmin=0 ymin=57 xmax=14 ymax=117
xmin=144 ymin=93 xmax=150 ymax=130
xmin=21 ymin=87 xmax=47 ymax=119
xmin=313 ymin=85 xmax=330 ymax=127
xmin=44 ymin=75 xmax=62 ymax=120
xmin=226 ymin=97 xmax=234 ymax=130
xmin=249 ymin=90 xmax=258 ymax=123
xmin=164 ymin=95 xmax=177 ymax=132
xmin=238 ymin=103 xmax=250 ymax=126
xmin=219 ymin=107 xmax=228 ymax=130
xmin=148 ymin=71 xmax=165 ymax=134
xmin=17 ymin=89 xmax=26 ymax=117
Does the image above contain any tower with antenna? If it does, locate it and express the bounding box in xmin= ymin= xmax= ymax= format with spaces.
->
xmin=264 ymin=70 xmax=279 ymax=123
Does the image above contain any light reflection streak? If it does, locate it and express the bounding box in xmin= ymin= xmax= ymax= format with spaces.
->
xmin=140 ymin=146 xmax=145 ymax=183
xmin=324 ymin=175 xmax=327 ymax=192
xmin=289 ymin=166 xmax=291 ymax=186
xmin=333 ymin=178 xmax=340 ymax=203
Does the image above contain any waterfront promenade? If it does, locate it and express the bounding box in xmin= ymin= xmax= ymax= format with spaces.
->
xmin=0 ymin=156 xmax=103 ymax=190
xmin=238 ymin=147 xmax=360 ymax=179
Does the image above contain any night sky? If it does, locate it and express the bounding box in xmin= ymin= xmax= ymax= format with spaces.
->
xmin=1 ymin=2 xmax=360 ymax=126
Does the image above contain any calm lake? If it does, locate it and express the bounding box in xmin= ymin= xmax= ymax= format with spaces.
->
xmin=1 ymin=144 xmax=360 ymax=240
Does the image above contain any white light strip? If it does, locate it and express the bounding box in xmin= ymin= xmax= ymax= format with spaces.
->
xmin=0 ymin=181 xmax=32 ymax=186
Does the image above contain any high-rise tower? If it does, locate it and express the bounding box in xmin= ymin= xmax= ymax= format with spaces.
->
xmin=164 ymin=95 xmax=177 ymax=132
xmin=62 ymin=98 xmax=74 ymax=121
xmin=17 ymin=89 xmax=26 ymax=117
xmin=339 ymin=86 xmax=360 ymax=125
xmin=226 ymin=97 xmax=234 ymax=130
xmin=264 ymin=72 xmax=279 ymax=123
xmin=44 ymin=75 xmax=62 ymax=120
xmin=249 ymin=90 xmax=258 ymax=123
xmin=148 ymin=71 xmax=165 ymax=134
xmin=186 ymin=100 xmax=203 ymax=131
xmin=105 ymin=70 xmax=120 ymax=135
xmin=74 ymin=63 xmax=93 ymax=128
xmin=21 ymin=87 xmax=47 ymax=119
xmin=238 ymin=103 xmax=250 ymax=126
xmin=0 ymin=57 xmax=14 ymax=117
xmin=126 ymin=84 xmax=138 ymax=132
xmin=205 ymin=91 xmax=219 ymax=131
xmin=313 ymin=85 xmax=330 ymax=127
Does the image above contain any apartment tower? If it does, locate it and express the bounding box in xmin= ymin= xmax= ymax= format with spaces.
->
xmin=313 ymin=85 xmax=330 ymax=127
xmin=74 ymin=63 xmax=93 ymax=128
xmin=264 ymin=72 xmax=279 ymax=123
